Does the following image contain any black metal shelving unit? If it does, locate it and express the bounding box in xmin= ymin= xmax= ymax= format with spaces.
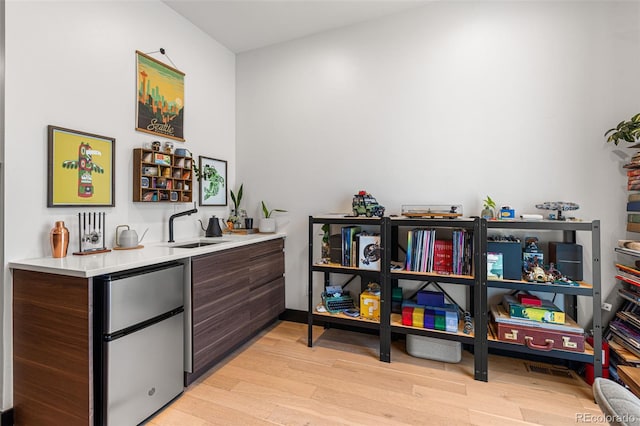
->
xmin=387 ymin=216 xmax=486 ymax=381
xmin=307 ymin=215 xmax=389 ymax=360
xmin=485 ymin=219 xmax=602 ymax=379
xmin=307 ymin=215 xmax=602 ymax=382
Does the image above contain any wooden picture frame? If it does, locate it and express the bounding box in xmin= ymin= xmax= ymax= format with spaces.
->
xmin=47 ymin=125 xmax=115 ymax=207
xmin=198 ymin=156 xmax=227 ymax=206
xmin=136 ymin=50 xmax=185 ymax=141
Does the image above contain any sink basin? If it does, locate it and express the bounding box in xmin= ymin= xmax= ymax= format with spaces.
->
xmin=172 ymin=242 xmax=222 ymax=249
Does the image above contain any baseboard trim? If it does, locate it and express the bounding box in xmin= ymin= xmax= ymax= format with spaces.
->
xmin=279 ymin=309 xmax=307 ymax=323
xmin=1 ymin=408 xmax=13 ymax=426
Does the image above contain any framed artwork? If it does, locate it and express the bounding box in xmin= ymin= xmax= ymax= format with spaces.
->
xmin=47 ymin=125 xmax=115 ymax=207
xmin=135 ymin=50 xmax=185 ymax=141
xmin=198 ymin=156 xmax=227 ymax=206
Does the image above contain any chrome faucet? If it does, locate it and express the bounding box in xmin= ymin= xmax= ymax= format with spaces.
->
xmin=168 ymin=202 xmax=198 ymax=243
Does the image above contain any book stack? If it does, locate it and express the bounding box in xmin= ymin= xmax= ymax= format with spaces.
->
xmin=490 ymin=294 xmax=585 ymax=352
xmin=341 ymin=226 xmax=361 ymax=267
xmin=628 ymin=174 xmax=640 ymax=232
xmin=405 ymin=228 xmax=472 ymax=274
xmin=606 ymin=283 xmax=640 ymax=383
xmin=615 ymin=263 xmax=640 ymax=288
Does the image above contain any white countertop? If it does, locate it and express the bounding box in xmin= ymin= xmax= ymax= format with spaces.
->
xmin=9 ymin=232 xmax=286 ymax=278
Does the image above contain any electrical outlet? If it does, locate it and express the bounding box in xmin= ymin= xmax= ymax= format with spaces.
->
xmin=602 ymin=302 xmax=612 ymax=311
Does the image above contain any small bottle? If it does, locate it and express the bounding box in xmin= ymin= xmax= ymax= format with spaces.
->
xmin=50 ymin=221 xmax=69 ymax=258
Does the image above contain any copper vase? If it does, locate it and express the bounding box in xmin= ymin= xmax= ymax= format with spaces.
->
xmin=50 ymin=221 xmax=69 ymax=258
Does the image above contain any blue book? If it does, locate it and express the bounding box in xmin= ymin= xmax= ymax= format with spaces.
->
xmin=628 ymin=201 xmax=640 ymax=212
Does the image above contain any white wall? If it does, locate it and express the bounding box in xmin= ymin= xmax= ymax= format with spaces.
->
xmin=2 ymin=0 xmax=235 ymax=409
xmin=237 ymin=1 xmax=638 ymax=322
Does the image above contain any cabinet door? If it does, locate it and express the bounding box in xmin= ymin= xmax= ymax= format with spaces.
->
xmin=191 ymin=249 xmax=250 ymax=374
xmin=13 ymin=270 xmax=92 ymax=425
xmin=249 ymin=239 xmax=285 ymax=332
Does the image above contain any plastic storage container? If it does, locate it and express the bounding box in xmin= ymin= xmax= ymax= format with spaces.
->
xmin=406 ymin=334 xmax=462 ymax=363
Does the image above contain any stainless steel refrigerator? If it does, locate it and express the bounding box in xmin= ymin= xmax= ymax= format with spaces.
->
xmin=94 ymin=262 xmax=185 ymax=425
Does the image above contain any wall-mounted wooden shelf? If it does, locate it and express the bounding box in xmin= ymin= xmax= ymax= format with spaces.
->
xmin=133 ymin=148 xmax=193 ymax=203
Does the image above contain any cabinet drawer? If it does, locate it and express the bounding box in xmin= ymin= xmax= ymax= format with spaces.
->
xmin=192 ymin=272 xmax=249 ymax=323
xmin=250 ymin=251 xmax=284 ymax=289
xmin=249 ymin=239 xmax=284 ymax=260
xmin=192 ymin=248 xmax=248 ymax=278
xmin=249 ymin=276 xmax=285 ymax=331
xmin=193 ymin=306 xmax=250 ymax=369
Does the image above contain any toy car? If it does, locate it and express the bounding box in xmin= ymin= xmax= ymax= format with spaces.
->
xmin=352 ymin=190 xmax=385 ymax=217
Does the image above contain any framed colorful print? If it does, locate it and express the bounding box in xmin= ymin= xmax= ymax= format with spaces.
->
xmin=198 ymin=156 xmax=227 ymax=206
xmin=136 ymin=50 xmax=185 ymax=141
xmin=47 ymin=125 xmax=115 ymax=207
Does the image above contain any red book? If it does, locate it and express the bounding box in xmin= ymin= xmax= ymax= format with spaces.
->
xmin=628 ymin=169 xmax=640 ymax=177
xmin=616 ymin=273 xmax=640 ymax=288
xmin=617 ymin=263 xmax=640 ymax=278
xmin=433 ymin=239 xmax=453 ymax=273
xmin=517 ymin=294 xmax=542 ymax=306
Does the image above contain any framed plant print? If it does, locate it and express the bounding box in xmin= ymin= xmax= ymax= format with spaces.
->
xmin=47 ymin=125 xmax=115 ymax=207
xmin=136 ymin=50 xmax=185 ymax=141
xmin=198 ymin=156 xmax=227 ymax=206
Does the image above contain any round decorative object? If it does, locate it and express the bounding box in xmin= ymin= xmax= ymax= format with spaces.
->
xmin=151 ymin=141 xmax=161 ymax=151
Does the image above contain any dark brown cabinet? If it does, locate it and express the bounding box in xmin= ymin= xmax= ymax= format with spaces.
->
xmin=13 ymin=270 xmax=92 ymax=425
xmin=187 ymin=238 xmax=285 ymax=384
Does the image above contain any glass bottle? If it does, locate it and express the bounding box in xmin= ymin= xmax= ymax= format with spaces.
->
xmin=50 ymin=221 xmax=69 ymax=258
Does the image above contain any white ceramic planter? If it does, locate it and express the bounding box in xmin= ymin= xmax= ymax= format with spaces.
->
xmin=259 ymin=218 xmax=276 ymax=233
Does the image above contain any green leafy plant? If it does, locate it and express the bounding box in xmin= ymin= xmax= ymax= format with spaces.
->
xmin=230 ymin=184 xmax=243 ymax=211
xmin=261 ymin=201 xmax=287 ymax=218
xmin=605 ymin=113 xmax=640 ymax=145
xmin=483 ymin=196 xmax=496 ymax=210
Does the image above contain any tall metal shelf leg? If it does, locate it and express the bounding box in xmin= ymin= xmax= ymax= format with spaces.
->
xmin=475 ymin=217 xmax=488 ymax=382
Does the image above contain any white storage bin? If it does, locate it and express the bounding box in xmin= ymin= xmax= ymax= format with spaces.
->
xmin=406 ymin=334 xmax=462 ymax=363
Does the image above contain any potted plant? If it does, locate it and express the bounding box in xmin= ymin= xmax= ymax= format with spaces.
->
xmin=481 ymin=195 xmax=496 ymax=219
xmin=228 ymin=184 xmax=246 ymax=228
xmin=259 ymin=201 xmax=286 ymax=233
xmin=605 ymin=113 xmax=640 ymax=145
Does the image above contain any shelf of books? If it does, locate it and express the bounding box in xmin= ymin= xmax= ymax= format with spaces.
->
xmin=627 ymin=166 xmax=640 ymax=233
xmin=605 ymin=259 xmax=640 ymax=385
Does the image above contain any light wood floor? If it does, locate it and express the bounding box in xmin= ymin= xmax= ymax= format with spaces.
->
xmin=148 ymin=321 xmax=606 ymax=425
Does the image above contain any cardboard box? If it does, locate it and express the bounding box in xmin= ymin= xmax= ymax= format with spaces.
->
xmin=416 ymin=290 xmax=444 ymax=307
